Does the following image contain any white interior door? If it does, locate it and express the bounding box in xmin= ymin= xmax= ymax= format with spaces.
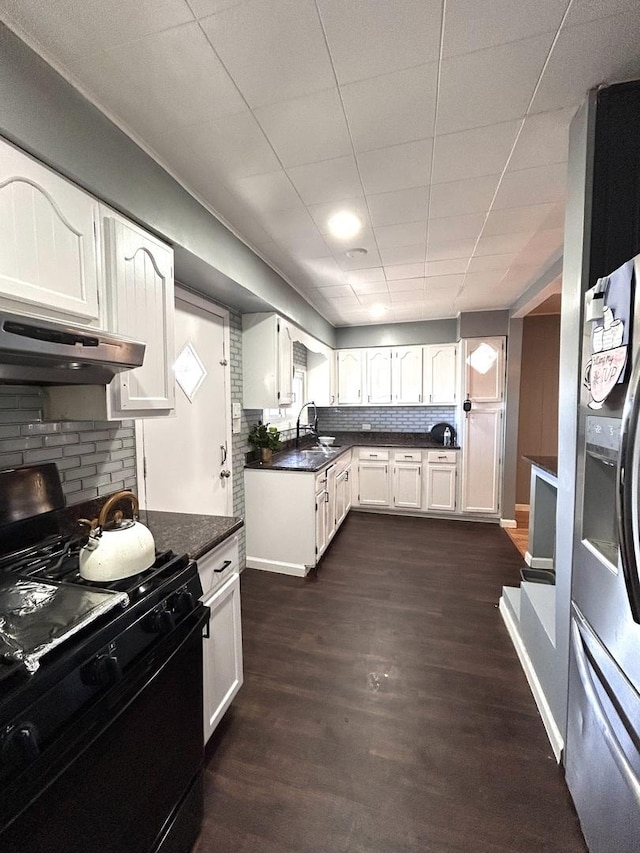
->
xmin=137 ymin=290 xmax=232 ymax=515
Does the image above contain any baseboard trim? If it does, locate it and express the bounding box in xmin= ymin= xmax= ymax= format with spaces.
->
xmin=500 ymin=518 xmax=517 ymax=528
xmin=525 ymin=551 xmax=555 ymax=570
xmin=246 ymin=556 xmax=309 ymax=577
xmin=499 ymin=596 xmax=564 ymax=763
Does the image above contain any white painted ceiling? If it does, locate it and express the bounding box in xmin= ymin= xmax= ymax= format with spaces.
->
xmin=2 ymin=0 xmax=640 ymax=326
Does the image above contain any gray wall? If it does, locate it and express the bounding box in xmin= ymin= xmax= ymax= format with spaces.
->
xmin=502 ymin=317 xmax=523 ymax=521
xmin=0 ymin=24 xmax=335 ymax=348
xmin=336 ymin=318 xmax=457 ymax=349
xmin=0 ymin=387 xmax=136 ymax=503
xmin=317 ymin=406 xmax=456 ymax=434
xmin=457 ymin=310 xmax=510 ymax=338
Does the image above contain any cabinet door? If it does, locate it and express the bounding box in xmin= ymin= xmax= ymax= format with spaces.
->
xmin=393 ymin=346 xmax=423 ymax=403
xmin=345 ymin=465 xmax=352 ymax=514
xmin=424 ymin=344 xmax=457 ymax=404
xmin=315 ymin=488 xmax=328 ymax=559
xmin=203 ymin=573 xmax=243 ymax=742
xmin=335 ymin=470 xmax=346 ymax=528
xmin=394 ymin=462 xmax=422 ymax=508
xmin=326 ymin=464 xmax=337 ymax=541
xmin=463 ymin=337 xmax=504 ymax=403
xmin=426 ymin=465 xmax=457 ymax=512
xmin=366 ymin=348 xmax=393 ymax=404
xmin=105 ymin=215 xmax=175 ymax=414
xmin=337 ymin=350 xmax=363 ymax=404
xmin=0 ymin=140 xmax=101 ymax=324
xmin=461 ymin=407 xmax=502 ymax=514
xmin=358 ymin=460 xmax=389 ymax=506
xmin=277 ymin=318 xmax=293 ymax=406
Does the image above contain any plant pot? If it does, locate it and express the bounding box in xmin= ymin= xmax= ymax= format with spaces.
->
xmin=260 ymin=447 xmax=273 ymax=464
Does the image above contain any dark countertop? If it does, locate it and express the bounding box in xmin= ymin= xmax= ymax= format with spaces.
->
xmin=246 ymin=432 xmax=460 ymax=473
xmin=523 ymin=455 xmax=558 ymax=479
xmin=59 ymin=495 xmax=243 ymax=561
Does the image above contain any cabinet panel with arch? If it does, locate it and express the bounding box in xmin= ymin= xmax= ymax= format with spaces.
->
xmin=0 ymin=138 xmax=101 ymax=324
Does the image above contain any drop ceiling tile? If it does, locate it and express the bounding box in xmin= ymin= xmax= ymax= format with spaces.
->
xmin=432 ymin=121 xmax=520 ymax=184
xmin=357 ymin=292 xmax=392 ymax=306
xmin=540 ymin=202 xmax=566 ymax=230
xmin=427 ymin=238 xmax=475 ymax=261
xmin=564 ymin=0 xmax=639 ymax=27
xmin=475 ymin=232 xmax=532 ymax=256
xmin=493 ymin=163 xmax=566 ymax=209
xmin=307 ymin=197 xmax=371 ymax=235
xmin=335 ymin=245 xmax=382 ymax=270
xmin=530 ymin=10 xmax=640 ymax=114
xmin=428 ymin=214 xmax=486 ymax=242
xmin=367 ymin=187 xmax=430 ymax=228
xmin=357 ymin=139 xmax=433 ymax=195
xmin=200 ymin=0 xmax=334 ymax=108
xmin=463 ymin=270 xmax=506 ymax=289
xmin=282 ymin=235 xmax=332 ymax=261
xmin=344 ymin=268 xmax=387 ymax=284
xmin=316 ymin=0 xmax=443 ymax=84
xmin=65 ymin=22 xmax=247 ymax=140
xmin=326 ymin=296 xmax=362 ymax=311
xmin=0 ymin=0 xmax=195 ymax=60
xmin=425 ymin=274 xmax=465 ymax=290
xmin=467 ymin=253 xmax=516 ymax=273
xmin=501 ymin=263 xmax=543 ymax=288
xmin=384 ymin=263 xmax=426 ymax=280
xmin=437 ymin=34 xmax=554 ymax=135
xmin=324 ymin=226 xmax=378 ymax=257
xmin=380 ymin=245 xmax=427 ymax=266
xmin=429 ymin=175 xmax=500 ymax=218
xmin=231 ymin=170 xmax=302 ymax=213
xmin=374 ymin=221 xmax=427 ymax=250
xmin=152 ymin=112 xmax=280 ymax=182
xmin=426 ymin=258 xmax=469 ymax=276
xmin=304 ymin=256 xmax=346 ymax=283
xmin=316 ymin=284 xmax=358 ymax=299
xmin=482 ymin=203 xmax=556 ymax=236
xmin=341 ymin=63 xmax=438 ymax=153
xmin=442 ymin=0 xmax=567 ymax=58
xmin=286 ymin=156 xmax=362 ymax=205
xmin=261 ymin=206 xmax=323 ymax=242
xmin=387 ymin=278 xmax=426 ymax=293
xmin=389 ymin=291 xmax=425 ymax=305
xmin=188 ymin=0 xmax=245 ymax=16
xmin=254 ymin=88 xmax=352 ymax=168
xmin=518 ymin=227 xmax=564 ymax=261
xmin=351 ymin=280 xmax=390 ymax=295
xmin=508 ymin=107 xmax=574 ymax=171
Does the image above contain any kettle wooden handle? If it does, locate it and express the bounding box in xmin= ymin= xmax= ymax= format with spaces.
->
xmin=98 ymin=490 xmax=139 ymax=529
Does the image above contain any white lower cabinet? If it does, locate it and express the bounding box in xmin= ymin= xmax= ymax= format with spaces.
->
xmin=315 ymin=484 xmax=328 ymax=559
xmin=393 ymin=451 xmax=422 ymax=508
xmin=461 ymin=408 xmax=502 ymax=514
xmin=358 ymin=460 xmax=390 ymax=506
xmin=198 ymin=534 xmax=243 ymax=743
xmin=202 ymin=573 xmax=243 ymax=743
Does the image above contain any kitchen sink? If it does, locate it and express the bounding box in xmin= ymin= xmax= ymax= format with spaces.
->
xmin=300 ymin=447 xmax=339 ymax=455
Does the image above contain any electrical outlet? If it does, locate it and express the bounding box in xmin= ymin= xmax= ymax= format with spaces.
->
xmin=362 ymin=423 xmax=371 ymax=430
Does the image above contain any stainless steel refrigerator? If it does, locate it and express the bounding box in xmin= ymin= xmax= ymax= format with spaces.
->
xmin=566 ymin=254 xmax=640 ymax=851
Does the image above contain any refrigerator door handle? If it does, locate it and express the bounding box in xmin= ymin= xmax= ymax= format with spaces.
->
xmin=571 ymin=615 xmax=640 ymax=808
xmin=618 ymin=349 xmax=640 ymax=622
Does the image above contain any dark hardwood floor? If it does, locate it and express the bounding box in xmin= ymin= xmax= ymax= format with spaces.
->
xmin=195 ymin=512 xmax=587 ymax=853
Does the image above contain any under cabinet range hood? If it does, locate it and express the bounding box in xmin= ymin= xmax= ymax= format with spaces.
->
xmin=0 ymin=311 xmax=145 ymax=385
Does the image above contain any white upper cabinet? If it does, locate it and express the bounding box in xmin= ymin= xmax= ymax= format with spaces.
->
xmin=104 ymin=213 xmax=175 ymax=415
xmin=463 ymin=337 xmax=505 ymax=403
xmin=366 ymin=348 xmax=393 ymax=404
xmin=337 ymin=349 xmax=363 ymax=405
xmin=393 ymin=346 xmax=423 ymax=404
xmin=0 ymin=138 xmax=101 ymax=325
xmin=424 ymin=343 xmax=457 ymax=405
xmin=307 ymin=349 xmax=335 ymax=406
xmin=242 ymin=313 xmax=294 ymax=408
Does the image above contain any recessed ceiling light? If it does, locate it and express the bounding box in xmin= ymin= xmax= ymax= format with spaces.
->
xmin=370 ymin=304 xmax=389 ymax=319
xmin=345 ymin=247 xmax=368 ymax=259
xmin=328 ymin=211 xmax=361 ymax=240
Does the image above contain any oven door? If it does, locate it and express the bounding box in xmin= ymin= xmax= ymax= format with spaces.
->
xmin=0 ymin=605 xmax=208 ymax=853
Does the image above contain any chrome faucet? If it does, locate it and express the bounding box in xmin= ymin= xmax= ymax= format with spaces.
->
xmin=296 ymin=401 xmax=319 ymax=447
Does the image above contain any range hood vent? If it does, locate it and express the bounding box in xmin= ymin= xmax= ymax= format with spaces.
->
xmin=0 ymin=312 xmax=145 ymax=386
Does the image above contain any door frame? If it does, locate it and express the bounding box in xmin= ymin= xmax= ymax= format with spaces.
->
xmin=135 ymin=286 xmax=233 ymax=515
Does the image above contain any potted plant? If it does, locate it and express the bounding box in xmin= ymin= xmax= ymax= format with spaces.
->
xmin=248 ymin=421 xmax=281 ymax=464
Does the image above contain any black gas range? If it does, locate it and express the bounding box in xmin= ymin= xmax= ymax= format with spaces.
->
xmin=0 ymin=464 xmax=207 ymax=853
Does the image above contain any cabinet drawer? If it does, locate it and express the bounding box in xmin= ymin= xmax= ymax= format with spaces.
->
xmin=394 ymin=450 xmax=422 ymax=462
xmin=198 ymin=534 xmax=240 ymax=599
xmin=334 ymin=450 xmax=352 ymax=475
xmin=427 ymin=450 xmax=457 ymax=464
xmin=359 ymin=448 xmax=389 ymax=461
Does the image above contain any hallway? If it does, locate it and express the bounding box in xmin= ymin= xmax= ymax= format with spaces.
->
xmin=196 ymin=513 xmax=586 ymax=852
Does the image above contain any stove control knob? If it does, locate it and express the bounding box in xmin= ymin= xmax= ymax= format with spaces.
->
xmin=171 ymin=590 xmax=195 ymax=615
xmin=152 ymin=607 xmax=176 ymax=634
xmin=2 ymin=723 xmax=40 ymax=766
xmin=82 ymin=653 xmax=122 ymax=687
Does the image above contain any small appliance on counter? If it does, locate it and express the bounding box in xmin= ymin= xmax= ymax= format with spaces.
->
xmin=430 ymin=422 xmax=456 ymax=446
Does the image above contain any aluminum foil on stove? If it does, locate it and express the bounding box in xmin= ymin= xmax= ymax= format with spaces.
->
xmin=0 ymin=577 xmax=129 ymax=673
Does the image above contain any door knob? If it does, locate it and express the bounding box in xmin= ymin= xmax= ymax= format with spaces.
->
xmin=220 ymin=469 xmax=231 ymax=478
